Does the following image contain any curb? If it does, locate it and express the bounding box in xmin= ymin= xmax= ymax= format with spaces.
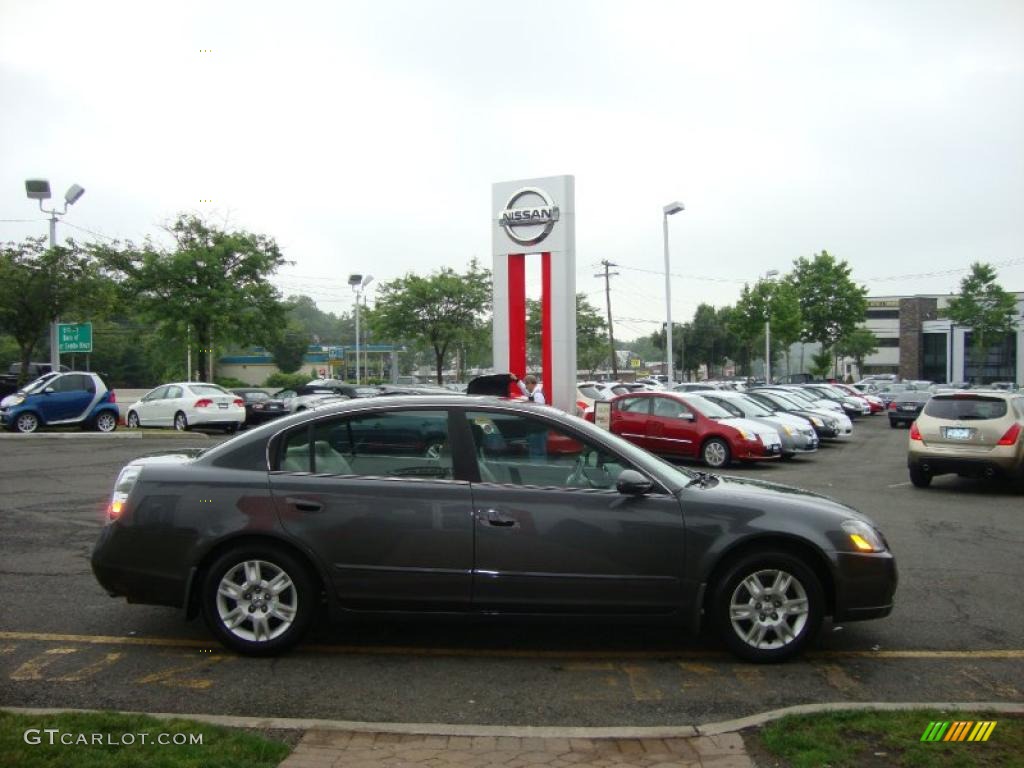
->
xmin=3 ymin=702 xmax=1022 ymax=739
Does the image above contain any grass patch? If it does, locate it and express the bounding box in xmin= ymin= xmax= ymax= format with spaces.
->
xmin=754 ymin=709 xmax=1022 ymax=768
xmin=0 ymin=711 xmax=292 ymax=768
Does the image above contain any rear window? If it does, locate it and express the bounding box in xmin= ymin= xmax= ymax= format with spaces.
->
xmin=191 ymin=385 xmax=229 ymax=397
xmin=924 ymin=396 xmax=1008 ymax=421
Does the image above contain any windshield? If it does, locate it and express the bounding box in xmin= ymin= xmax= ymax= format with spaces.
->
xmin=767 ymin=392 xmax=805 ymax=410
xmin=18 ymin=373 xmax=59 ymax=394
xmin=683 ymin=395 xmax=735 ymax=419
xmin=735 ymin=395 xmax=775 ymax=416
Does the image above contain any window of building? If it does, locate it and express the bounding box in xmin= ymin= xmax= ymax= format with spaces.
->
xmin=963 ymin=332 xmax=1017 ymax=384
xmin=866 ymin=309 xmax=901 ymax=319
xmin=922 ymin=333 xmax=948 ymax=383
xmin=875 ymin=337 xmax=900 ymax=348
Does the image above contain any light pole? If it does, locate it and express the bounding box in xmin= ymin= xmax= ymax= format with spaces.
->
xmin=764 ymin=269 xmax=779 ymax=383
xmin=662 ymin=202 xmax=685 ymax=386
xmin=348 ymin=273 xmax=373 ymax=384
xmin=24 ymin=179 xmax=86 ymax=369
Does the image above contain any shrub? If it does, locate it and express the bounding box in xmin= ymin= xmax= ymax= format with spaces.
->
xmin=264 ymin=371 xmax=311 ymax=389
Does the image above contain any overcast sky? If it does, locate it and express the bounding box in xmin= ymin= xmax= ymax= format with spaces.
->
xmin=2 ymin=0 xmax=1022 ymax=340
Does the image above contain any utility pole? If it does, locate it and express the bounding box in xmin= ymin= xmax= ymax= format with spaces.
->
xmin=595 ymin=260 xmax=619 ymax=377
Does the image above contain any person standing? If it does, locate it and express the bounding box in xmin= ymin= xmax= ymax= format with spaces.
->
xmin=511 ymin=373 xmax=545 ymax=404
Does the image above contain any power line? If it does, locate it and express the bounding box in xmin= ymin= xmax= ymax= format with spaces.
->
xmin=594 ymin=260 xmax=620 ymax=374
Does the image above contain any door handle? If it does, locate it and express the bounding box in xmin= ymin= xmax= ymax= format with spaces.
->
xmin=478 ymin=509 xmax=518 ymax=528
xmin=286 ymin=497 xmax=323 ymax=513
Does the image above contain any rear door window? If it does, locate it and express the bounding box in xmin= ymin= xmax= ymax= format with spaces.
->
xmin=924 ymin=396 xmax=1008 ymax=421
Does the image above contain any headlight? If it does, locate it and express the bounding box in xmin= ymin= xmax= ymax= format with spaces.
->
xmin=8 ymin=395 xmax=25 ymax=406
xmin=841 ymin=520 xmax=886 ymax=553
xmin=809 ymin=416 xmax=823 ymax=426
xmin=782 ymin=425 xmax=793 ymax=436
xmin=736 ymin=428 xmax=758 ymax=441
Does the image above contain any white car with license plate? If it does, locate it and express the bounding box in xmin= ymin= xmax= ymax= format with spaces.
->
xmin=126 ymin=382 xmax=245 ymax=432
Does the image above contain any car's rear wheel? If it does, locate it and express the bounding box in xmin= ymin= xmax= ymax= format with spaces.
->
xmin=702 ymin=438 xmax=731 ymax=468
xmin=174 ymin=411 xmax=189 ymax=431
xmin=712 ymin=549 xmax=823 ymax=663
xmin=201 ymin=546 xmax=315 ymax=656
xmin=224 ymin=424 xmax=238 ymax=434
xmin=93 ymin=411 xmax=117 ymax=433
xmin=909 ymin=464 xmax=932 ymax=488
xmin=889 ymin=420 xmax=899 ymax=429
xmin=14 ymin=412 xmax=39 ymax=434
xmin=126 ymin=411 xmax=141 ymax=429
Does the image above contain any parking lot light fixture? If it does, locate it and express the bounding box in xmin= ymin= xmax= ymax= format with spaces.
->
xmin=764 ymin=269 xmax=780 ymax=383
xmin=350 ymin=274 xmax=374 ymax=384
xmin=24 ymin=178 xmax=86 ymax=370
xmin=662 ymin=202 xmax=684 ymax=387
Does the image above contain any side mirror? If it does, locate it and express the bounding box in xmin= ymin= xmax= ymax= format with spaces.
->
xmin=43 ymin=387 xmax=55 ymax=394
xmin=679 ymin=412 xmax=695 ymax=420
xmin=616 ymin=469 xmax=653 ymax=496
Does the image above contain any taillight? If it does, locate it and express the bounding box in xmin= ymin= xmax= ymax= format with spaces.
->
xmin=910 ymin=422 xmax=922 ymax=441
xmin=108 ymin=465 xmax=141 ymax=522
xmin=888 ymin=402 xmax=896 ymax=410
xmin=108 ymin=390 xmax=117 ymax=403
xmin=997 ymin=423 xmax=1021 ymax=446
xmin=233 ymin=398 xmax=245 ymax=407
xmin=195 ymin=398 xmax=213 ymax=408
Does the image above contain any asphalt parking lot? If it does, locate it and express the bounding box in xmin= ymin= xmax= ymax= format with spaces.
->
xmin=1 ymin=416 xmax=1021 ymax=726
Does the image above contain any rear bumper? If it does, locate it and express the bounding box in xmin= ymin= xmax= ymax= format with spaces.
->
xmin=908 ymin=454 xmax=1022 ymax=479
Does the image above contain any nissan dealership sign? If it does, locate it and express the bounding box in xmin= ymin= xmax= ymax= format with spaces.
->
xmin=498 ymin=186 xmax=560 ymax=247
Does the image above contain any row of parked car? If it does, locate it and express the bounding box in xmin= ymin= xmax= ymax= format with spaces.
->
xmin=575 ymin=381 xmax=880 ymax=469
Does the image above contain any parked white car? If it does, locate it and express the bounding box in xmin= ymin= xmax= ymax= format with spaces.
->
xmin=126 ymin=382 xmax=246 ymax=432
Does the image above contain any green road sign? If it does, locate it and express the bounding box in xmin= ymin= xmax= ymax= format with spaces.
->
xmin=58 ymin=322 xmax=93 ymax=353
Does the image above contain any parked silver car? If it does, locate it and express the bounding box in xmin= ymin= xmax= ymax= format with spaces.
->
xmin=700 ymin=391 xmax=819 ymax=458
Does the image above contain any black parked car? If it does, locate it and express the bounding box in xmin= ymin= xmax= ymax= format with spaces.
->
xmin=92 ymin=396 xmax=896 ymax=663
xmin=887 ymin=391 xmax=931 ymax=428
xmin=231 ymin=388 xmax=286 ymax=426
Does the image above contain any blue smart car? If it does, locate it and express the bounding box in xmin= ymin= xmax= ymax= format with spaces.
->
xmin=0 ymin=371 xmax=119 ymax=433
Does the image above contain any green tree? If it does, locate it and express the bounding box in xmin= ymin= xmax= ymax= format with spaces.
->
xmin=268 ymin=322 xmax=311 ymax=374
xmin=286 ymin=294 xmax=354 ymax=345
xmin=368 ymin=260 xmax=491 ymax=385
xmin=0 ymin=237 xmax=110 ymax=383
xmin=789 ymin=251 xmax=868 ymax=370
xmin=945 ymin=262 xmax=1019 ymax=377
xmin=835 ymin=327 xmax=879 ymax=377
xmin=809 ymin=348 xmax=834 ymax=379
xmin=527 ymin=293 xmax=608 ymax=376
xmin=688 ymin=303 xmax=730 ymax=378
xmin=94 ymin=215 xmax=289 ymax=381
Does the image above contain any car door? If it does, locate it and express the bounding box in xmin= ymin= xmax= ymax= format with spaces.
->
xmin=134 ymin=386 xmax=167 ymax=426
xmin=268 ymin=407 xmax=475 ymax=611
xmin=647 ymin=396 xmax=699 ymax=458
xmin=609 ymin=396 xmax=652 ymax=450
xmin=43 ymin=374 xmax=96 ymax=422
xmin=157 ymin=385 xmax=185 ymax=426
xmin=463 ymin=408 xmax=686 ymax=614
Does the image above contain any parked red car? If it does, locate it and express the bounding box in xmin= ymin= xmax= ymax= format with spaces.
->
xmin=587 ymin=391 xmax=783 ymax=468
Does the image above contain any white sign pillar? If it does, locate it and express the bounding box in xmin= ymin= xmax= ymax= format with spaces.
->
xmin=492 ymin=175 xmax=576 ymax=411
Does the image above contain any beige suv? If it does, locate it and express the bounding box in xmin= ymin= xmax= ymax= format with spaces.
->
xmin=908 ymin=390 xmax=1024 ymax=488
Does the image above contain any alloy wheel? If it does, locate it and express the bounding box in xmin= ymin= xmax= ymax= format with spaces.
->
xmin=215 ymin=559 xmax=298 ymax=643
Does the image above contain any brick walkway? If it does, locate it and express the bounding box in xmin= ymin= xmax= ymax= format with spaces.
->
xmin=279 ymin=730 xmax=753 ymax=767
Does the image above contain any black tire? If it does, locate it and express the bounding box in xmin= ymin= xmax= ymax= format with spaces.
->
xmin=201 ymin=544 xmax=316 ymax=656
xmin=781 ymin=453 xmax=795 ymax=461
xmin=701 ymin=437 xmax=732 ymax=468
xmin=889 ymin=420 xmax=899 ymax=429
xmin=126 ymin=411 xmax=141 ymax=429
xmin=93 ymin=411 xmax=118 ymax=433
xmin=174 ymin=411 xmax=189 ymax=431
xmin=909 ymin=464 xmax=932 ymax=488
xmin=14 ymin=412 xmax=40 ymax=434
xmin=224 ymin=424 xmax=238 ymax=434
xmin=712 ymin=549 xmax=824 ymax=663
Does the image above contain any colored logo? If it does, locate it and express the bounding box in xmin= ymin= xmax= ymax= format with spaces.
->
xmin=920 ymin=721 xmax=997 ymax=742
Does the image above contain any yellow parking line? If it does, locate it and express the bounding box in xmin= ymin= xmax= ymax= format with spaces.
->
xmin=1 ymin=631 xmax=1023 ymax=661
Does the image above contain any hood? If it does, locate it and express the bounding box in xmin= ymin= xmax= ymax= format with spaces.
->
xmin=702 ymin=472 xmax=877 ymax=527
xmin=716 ymin=416 xmax=780 ymax=442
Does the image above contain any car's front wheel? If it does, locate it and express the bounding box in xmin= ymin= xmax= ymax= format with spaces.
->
xmin=14 ymin=412 xmax=40 ymax=434
xmin=126 ymin=411 xmax=141 ymax=429
xmin=712 ymin=549 xmax=824 ymax=663
xmin=201 ymin=546 xmax=315 ymax=656
xmin=702 ymin=438 xmax=732 ymax=468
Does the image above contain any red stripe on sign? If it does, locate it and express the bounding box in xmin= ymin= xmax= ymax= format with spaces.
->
xmin=541 ymin=252 xmax=553 ymax=407
xmin=507 ymin=254 xmax=527 ymax=385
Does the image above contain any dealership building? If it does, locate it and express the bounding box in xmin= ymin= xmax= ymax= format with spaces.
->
xmin=856 ymin=292 xmax=1024 ymax=384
